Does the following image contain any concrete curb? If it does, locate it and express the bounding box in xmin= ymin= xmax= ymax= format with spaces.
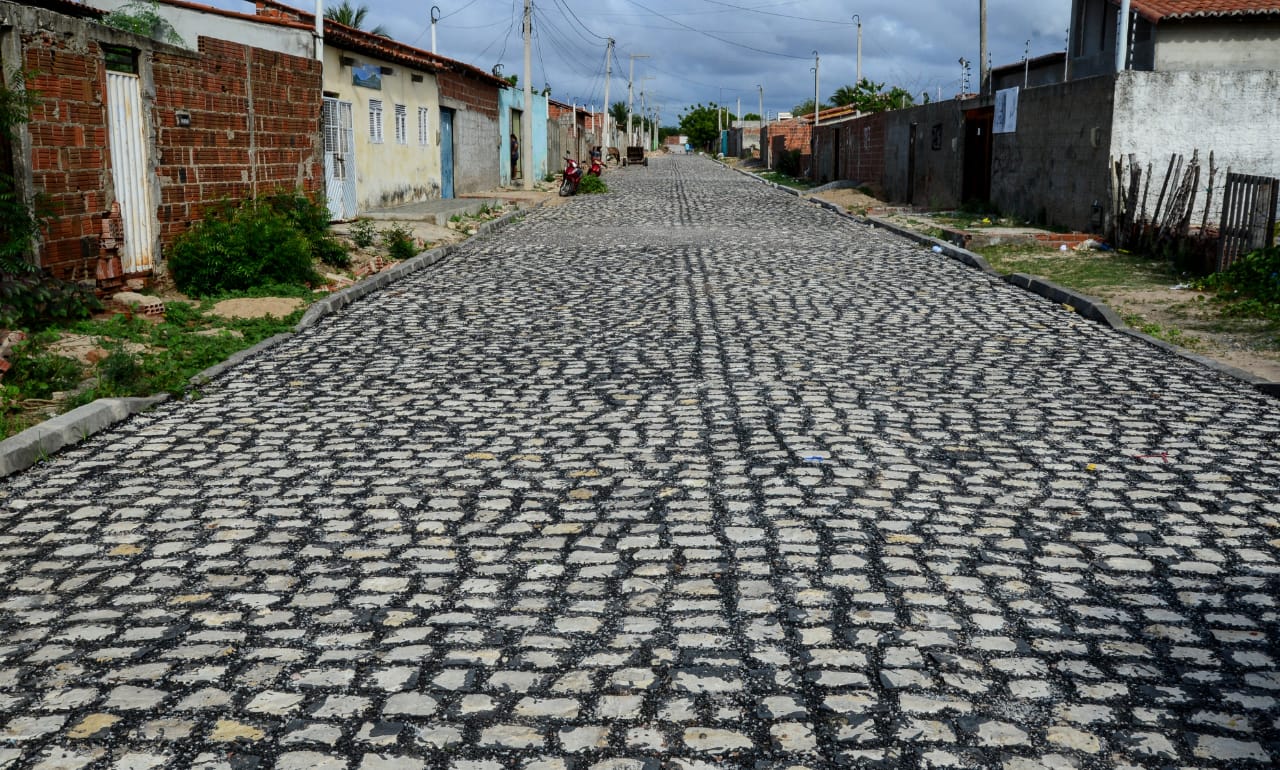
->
xmin=0 ymin=395 xmax=169 ymax=476
xmin=732 ymin=164 xmax=1280 ymax=400
xmin=0 ymin=202 xmax=543 ymax=478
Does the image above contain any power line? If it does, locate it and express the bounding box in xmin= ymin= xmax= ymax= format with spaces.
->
xmin=695 ymin=0 xmax=853 ymax=25
xmin=550 ymin=0 xmax=610 ymax=41
xmin=620 ymin=0 xmax=809 ymax=60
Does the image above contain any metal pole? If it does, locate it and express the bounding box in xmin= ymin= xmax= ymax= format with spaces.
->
xmin=1117 ymin=0 xmax=1132 ymax=72
xmin=852 ymin=14 xmax=861 ymax=84
xmin=1024 ymin=39 xmax=1030 ymax=88
xmin=522 ymin=0 xmax=532 ymax=190
xmin=758 ymin=84 xmax=765 ymax=165
xmin=430 ymin=5 xmax=439 ymax=54
xmin=812 ymin=51 xmax=820 ymax=126
xmin=603 ymin=39 xmax=613 ymax=151
xmin=314 ymin=0 xmax=323 ymax=61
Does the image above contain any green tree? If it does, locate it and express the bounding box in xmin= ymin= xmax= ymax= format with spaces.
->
xmin=101 ymin=0 xmax=184 ymax=45
xmin=830 ymin=79 xmax=915 ymax=113
xmin=324 ymin=1 xmax=389 ymax=37
xmin=742 ymin=112 xmax=761 ymax=121
xmin=790 ymin=98 xmax=830 ymax=117
xmin=609 ymin=101 xmax=627 ymax=128
xmin=677 ymin=103 xmax=729 ymax=150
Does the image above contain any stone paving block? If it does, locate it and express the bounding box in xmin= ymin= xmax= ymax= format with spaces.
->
xmin=0 ymin=156 xmax=1277 ymax=768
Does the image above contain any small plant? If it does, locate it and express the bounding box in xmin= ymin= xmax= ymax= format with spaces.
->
xmin=97 ymin=347 xmax=144 ymax=394
xmin=348 ymin=218 xmax=377 ymax=248
xmin=101 ymin=0 xmax=184 ymax=45
xmin=577 ymin=174 xmax=608 ymax=195
xmin=1197 ymin=246 xmax=1280 ymax=308
xmin=4 ymin=335 xmax=82 ymax=400
xmin=381 ymin=223 xmax=418 ymax=261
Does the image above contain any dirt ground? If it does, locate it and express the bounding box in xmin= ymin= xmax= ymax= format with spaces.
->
xmin=1102 ymin=288 xmax=1280 ymax=381
xmin=810 ymin=188 xmax=885 ymax=215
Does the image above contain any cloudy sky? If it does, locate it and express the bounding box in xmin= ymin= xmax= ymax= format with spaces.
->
xmin=199 ymin=0 xmax=1073 ymax=122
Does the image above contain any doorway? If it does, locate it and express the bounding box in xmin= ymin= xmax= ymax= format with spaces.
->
xmin=963 ymin=107 xmax=994 ymax=204
xmin=322 ymin=97 xmax=357 ymax=220
xmin=440 ymin=108 xmax=455 ymax=199
xmin=105 ymin=68 xmax=155 ymax=273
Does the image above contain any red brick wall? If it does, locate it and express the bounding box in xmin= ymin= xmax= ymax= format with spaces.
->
xmin=154 ymin=37 xmax=322 ymax=245
xmin=763 ymin=119 xmax=811 ymax=173
xmin=22 ymin=34 xmax=110 ymax=283
xmin=16 ymin=24 xmax=321 ymax=285
xmin=439 ymin=71 xmax=498 ymax=121
xmin=812 ymin=112 xmax=886 ymax=188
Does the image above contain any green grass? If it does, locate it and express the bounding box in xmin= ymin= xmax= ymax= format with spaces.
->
xmin=978 ymin=246 xmax=1182 ymax=295
xmin=759 ymin=171 xmax=815 ymax=190
xmin=0 ymin=292 xmax=312 ymax=439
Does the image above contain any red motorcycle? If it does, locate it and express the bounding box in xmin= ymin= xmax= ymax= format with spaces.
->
xmin=559 ymin=155 xmax=583 ymax=196
xmin=586 ymin=155 xmax=604 ymax=177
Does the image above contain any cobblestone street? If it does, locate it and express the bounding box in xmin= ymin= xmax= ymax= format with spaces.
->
xmin=2 ymin=155 xmax=1279 ymax=769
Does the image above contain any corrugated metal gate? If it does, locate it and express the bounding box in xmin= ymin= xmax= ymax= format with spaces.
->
xmin=323 ymin=98 xmax=358 ymax=220
xmin=1217 ymin=172 xmax=1279 ymax=272
xmin=106 ymin=71 xmax=154 ymax=273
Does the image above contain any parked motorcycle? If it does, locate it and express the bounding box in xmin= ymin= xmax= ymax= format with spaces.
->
xmin=559 ymin=155 xmax=583 ymax=196
xmin=586 ymin=155 xmax=604 ymax=177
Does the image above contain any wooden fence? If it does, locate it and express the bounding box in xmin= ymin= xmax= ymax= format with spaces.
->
xmin=1217 ymin=172 xmax=1279 ymax=272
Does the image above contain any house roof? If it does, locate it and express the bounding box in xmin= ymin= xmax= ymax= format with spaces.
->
xmin=1122 ymin=0 xmax=1280 ymax=22
xmin=22 ymin=0 xmax=104 ymax=18
xmin=143 ymin=0 xmax=315 ymax=33
xmin=253 ymin=0 xmax=508 ymax=86
xmin=991 ymin=51 xmax=1066 ymax=76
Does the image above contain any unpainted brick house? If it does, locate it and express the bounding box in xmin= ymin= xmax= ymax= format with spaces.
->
xmin=1 ymin=0 xmax=322 ymax=291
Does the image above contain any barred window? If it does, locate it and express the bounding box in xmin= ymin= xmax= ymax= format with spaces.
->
xmin=395 ymin=104 xmax=407 ymax=145
xmin=369 ymin=99 xmax=384 ymax=144
xmin=418 ymin=107 xmax=430 ymax=146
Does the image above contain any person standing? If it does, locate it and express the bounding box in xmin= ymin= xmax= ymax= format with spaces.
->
xmin=510 ymin=134 xmax=520 ymax=181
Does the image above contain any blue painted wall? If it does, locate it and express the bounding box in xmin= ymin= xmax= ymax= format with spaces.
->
xmin=498 ymin=87 xmax=549 ymax=186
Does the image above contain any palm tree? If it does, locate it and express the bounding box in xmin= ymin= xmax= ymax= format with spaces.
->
xmin=324 ymin=1 xmax=389 ymax=37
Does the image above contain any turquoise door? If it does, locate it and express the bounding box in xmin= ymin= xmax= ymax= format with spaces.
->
xmin=440 ymin=108 xmax=455 ymax=199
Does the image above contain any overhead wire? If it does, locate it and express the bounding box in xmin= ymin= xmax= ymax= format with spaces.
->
xmin=619 ymin=0 xmax=809 ymax=60
xmin=694 ymin=0 xmax=853 ymax=25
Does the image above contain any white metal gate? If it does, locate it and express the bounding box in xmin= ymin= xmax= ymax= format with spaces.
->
xmin=106 ymin=71 xmax=154 ymax=273
xmin=323 ymin=98 xmax=358 ymax=220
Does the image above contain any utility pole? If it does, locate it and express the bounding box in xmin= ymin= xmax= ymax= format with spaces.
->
xmin=603 ymin=39 xmax=613 ymax=150
xmin=736 ymin=97 xmax=741 ymax=123
xmin=314 ymin=0 xmax=323 ymax=61
xmin=979 ymin=0 xmax=989 ymax=95
xmin=852 ymin=14 xmax=861 ymax=85
xmin=430 ymin=5 xmax=439 ymax=54
xmin=757 ymin=83 xmax=766 ymax=166
xmin=627 ymin=53 xmax=649 ymax=147
xmin=812 ymin=51 xmax=820 ymax=126
xmin=522 ymin=0 xmax=532 ymax=190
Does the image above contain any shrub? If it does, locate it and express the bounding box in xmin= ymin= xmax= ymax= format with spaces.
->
xmin=5 ymin=337 xmax=82 ymax=400
xmin=348 ymin=218 xmax=378 ymax=248
xmin=168 ymin=201 xmax=320 ymax=297
xmin=1199 ymin=245 xmax=1280 ymax=306
xmin=381 ymin=223 xmax=418 ymax=261
xmin=777 ymin=149 xmax=802 ymax=177
xmin=97 ymin=347 xmax=144 ymax=394
xmin=258 ymin=190 xmax=349 ymax=267
xmin=0 ymin=272 xmax=101 ymax=331
xmin=578 ymin=174 xmax=608 ymax=195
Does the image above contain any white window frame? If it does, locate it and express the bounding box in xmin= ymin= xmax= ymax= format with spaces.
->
xmin=418 ymin=107 xmax=430 ymax=146
xmin=395 ymin=103 xmax=407 ymax=145
xmin=369 ymin=99 xmax=384 ymax=144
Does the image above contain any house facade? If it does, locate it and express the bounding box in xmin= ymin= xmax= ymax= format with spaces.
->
xmin=4 ymin=0 xmax=322 ymax=289
xmin=498 ymin=87 xmax=548 ymax=187
xmin=253 ymin=0 xmax=504 ymax=209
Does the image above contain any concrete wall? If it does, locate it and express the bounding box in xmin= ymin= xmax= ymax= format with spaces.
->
xmin=1155 ymin=21 xmax=1280 ymax=71
xmin=84 ymin=0 xmax=313 ymax=59
xmin=990 ymin=75 xmax=1115 ymax=231
xmin=438 ymin=71 xmax=499 ymax=194
xmin=498 ymin=88 xmax=548 ymax=186
xmin=1111 ymin=69 xmax=1280 ymax=223
xmin=811 ymin=112 xmax=886 ymax=189
xmin=322 ymin=46 xmax=441 ymax=210
xmin=882 ymin=101 xmax=964 ymax=208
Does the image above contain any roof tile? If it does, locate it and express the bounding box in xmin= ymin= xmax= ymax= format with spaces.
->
xmin=1127 ymin=0 xmax=1280 ymax=21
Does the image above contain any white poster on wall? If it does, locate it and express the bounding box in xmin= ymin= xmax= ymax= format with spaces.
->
xmin=993 ymin=86 xmax=1019 ymax=134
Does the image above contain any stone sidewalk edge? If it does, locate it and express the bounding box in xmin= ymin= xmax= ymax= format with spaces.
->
xmin=0 ymin=204 xmax=541 ymax=478
xmin=730 ymin=164 xmax=1279 ymax=399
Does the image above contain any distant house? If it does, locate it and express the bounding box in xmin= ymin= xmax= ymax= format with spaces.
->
xmin=252 ymin=0 xmax=508 ymax=208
